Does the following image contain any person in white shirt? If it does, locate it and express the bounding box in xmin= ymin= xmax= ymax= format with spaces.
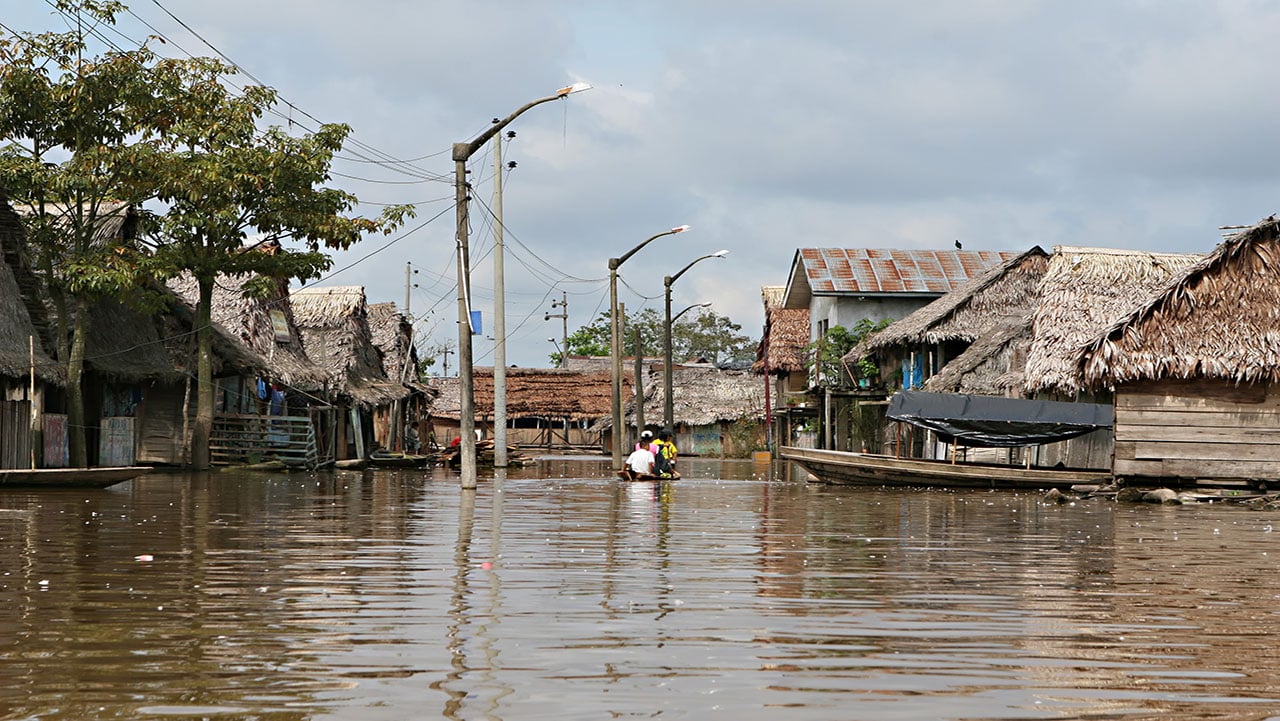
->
xmin=623 ymin=445 xmax=656 ymax=481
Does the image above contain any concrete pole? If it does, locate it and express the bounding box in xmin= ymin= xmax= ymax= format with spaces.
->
xmin=492 ymin=131 xmax=508 ymax=468
xmin=634 ymin=325 xmax=645 ymax=438
xmin=609 ymin=262 xmax=622 ymax=469
xmin=453 ymin=145 xmax=478 ymax=489
xmin=663 ymin=280 xmax=674 ymax=431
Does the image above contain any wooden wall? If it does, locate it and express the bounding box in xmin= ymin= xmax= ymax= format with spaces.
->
xmin=1114 ymin=379 xmax=1280 ymax=480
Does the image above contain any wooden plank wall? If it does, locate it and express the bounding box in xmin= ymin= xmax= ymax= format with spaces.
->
xmin=98 ymin=416 xmax=136 ymax=467
xmin=1115 ymin=379 xmax=1280 ymax=479
xmin=0 ymin=400 xmax=31 ymax=469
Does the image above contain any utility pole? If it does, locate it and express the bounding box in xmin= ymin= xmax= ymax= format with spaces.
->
xmin=633 ymin=325 xmax=645 ymax=437
xmin=452 ymin=83 xmax=591 ymax=488
xmin=492 ymin=129 xmax=509 ymax=468
xmin=545 ymin=291 xmax=568 ymax=368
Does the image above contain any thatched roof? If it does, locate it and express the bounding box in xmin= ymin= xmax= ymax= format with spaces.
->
xmin=0 ymin=202 xmax=61 ymax=384
xmin=854 ymin=247 xmax=1048 ymax=358
xmin=430 ymin=367 xmax=619 ymax=421
xmin=168 ymin=273 xmax=327 ymax=390
xmin=1023 ymin=246 xmax=1201 ymax=396
xmin=85 ymin=288 xmax=266 ymax=383
xmin=632 ymin=365 xmax=766 ymax=427
xmin=922 ymin=316 xmax=1032 ymax=396
xmin=290 ymin=285 xmax=406 ymax=406
xmin=752 ymin=307 xmax=810 ymax=375
xmin=12 ymin=200 xmax=138 ymax=245
xmin=367 ymin=302 xmax=413 ymax=383
xmin=1080 ymin=217 xmax=1280 ymax=389
xmin=761 ymin=285 xmax=785 ymax=310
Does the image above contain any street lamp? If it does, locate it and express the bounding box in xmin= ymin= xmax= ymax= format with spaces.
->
xmin=609 ymin=224 xmax=690 ymax=469
xmin=664 ymin=250 xmax=728 ymax=430
xmin=454 ymin=81 xmax=591 ymax=489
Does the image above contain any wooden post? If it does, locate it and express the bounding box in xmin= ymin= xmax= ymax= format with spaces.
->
xmin=29 ymin=336 xmax=36 ymax=469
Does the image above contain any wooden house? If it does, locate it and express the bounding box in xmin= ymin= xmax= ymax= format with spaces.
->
xmin=753 ymin=285 xmax=811 ymax=449
xmin=168 ymin=272 xmax=332 ymax=467
xmin=1078 ymin=217 xmax=1280 ymax=484
xmin=83 ymin=289 xmax=273 ymax=467
xmin=290 ymin=285 xmax=409 ymax=460
xmin=1021 ymin=246 xmax=1201 ymax=469
xmin=838 ymin=247 xmax=1049 ymax=455
xmin=0 ymin=198 xmax=63 ymax=469
xmin=431 ymin=367 xmax=616 ymax=449
xmin=367 ymin=302 xmax=435 ymax=452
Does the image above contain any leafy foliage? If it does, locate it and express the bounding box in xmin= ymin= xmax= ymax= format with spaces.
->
xmin=806 ymin=318 xmax=891 ymax=388
xmin=556 ymin=308 xmax=756 ymax=366
xmin=0 ymin=4 xmax=411 ymax=468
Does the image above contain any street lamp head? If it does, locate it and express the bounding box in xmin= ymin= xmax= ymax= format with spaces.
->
xmin=712 ymin=249 xmax=729 ymax=257
xmin=547 ymin=337 xmax=556 ymax=343
xmin=557 ymin=81 xmax=593 ymax=96
xmin=672 ymin=224 xmax=691 ymax=234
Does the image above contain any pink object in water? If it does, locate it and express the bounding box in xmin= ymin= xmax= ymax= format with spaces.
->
xmin=134 ymin=554 xmax=154 ymax=562
xmin=480 ymin=561 xmax=492 ymax=570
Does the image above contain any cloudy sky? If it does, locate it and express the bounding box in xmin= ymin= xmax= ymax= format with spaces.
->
xmin=10 ymin=1 xmax=1280 ymax=369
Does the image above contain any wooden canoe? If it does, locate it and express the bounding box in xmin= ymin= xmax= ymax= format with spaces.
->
xmin=780 ymin=447 xmax=1112 ymax=491
xmin=0 ymin=466 xmax=152 ymax=489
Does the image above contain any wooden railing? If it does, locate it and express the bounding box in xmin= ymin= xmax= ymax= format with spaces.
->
xmin=210 ymin=414 xmax=321 ymax=469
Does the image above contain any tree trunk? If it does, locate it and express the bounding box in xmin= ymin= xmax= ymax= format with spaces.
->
xmin=66 ymin=297 xmax=88 ymax=467
xmin=191 ymin=275 xmax=214 ymax=470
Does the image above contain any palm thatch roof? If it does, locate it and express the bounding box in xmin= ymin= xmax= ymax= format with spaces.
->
xmin=430 ymin=367 xmax=619 ymax=421
xmin=852 ymin=247 xmax=1048 ymax=359
xmin=1023 ymin=246 xmax=1201 ymax=396
xmin=367 ymin=302 xmax=415 ymax=383
xmin=760 ymin=285 xmax=785 ymax=310
xmin=1080 ymin=216 xmax=1280 ymax=389
xmin=0 ymin=201 xmax=61 ymax=384
xmin=752 ymin=307 xmax=810 ymax=375
xmin=290 ymin=285 xmax=405 ymax=407
xmin=11 ymin=200 xmax=138 ymax=245
xmin=85 ymin=288 xmax=265 ymax=383
xmin=168 ymin=273 xmax=327 ymax=390
xmin=632 ymin=365 xmax=766 ymax=427
xmin=921 ymin=316 xmax=1032 ymax=396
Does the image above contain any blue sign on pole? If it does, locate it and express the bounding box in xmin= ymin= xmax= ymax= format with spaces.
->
xmin=469 ymin=310 xmax=482 ymax=336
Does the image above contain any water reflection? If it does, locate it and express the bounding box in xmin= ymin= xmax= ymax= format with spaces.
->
xmin=2 ymin=463 xmax=1280 ymax=719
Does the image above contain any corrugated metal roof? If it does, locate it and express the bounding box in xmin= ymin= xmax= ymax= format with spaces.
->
xmin=799 ymin=249 xmax=1019 ymax=295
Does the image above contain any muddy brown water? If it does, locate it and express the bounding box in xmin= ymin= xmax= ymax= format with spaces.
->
xmin=2 ymin=457 xmax=1280 ymax=720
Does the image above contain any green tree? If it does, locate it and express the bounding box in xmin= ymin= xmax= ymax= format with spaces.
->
xmin=807 ymin=318 xmax=890 ymax=388
xmin=0 ymin=4 xmax=409 ymax=469
xmin=556 ymin=307 xmax=755 ymax=366
xmin=141 ymin=56 xmax=410 ymax=469
xmin=0 ymin=3 xmax=164 ymax=465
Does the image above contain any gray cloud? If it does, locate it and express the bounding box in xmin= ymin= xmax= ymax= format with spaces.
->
xmin=9 ymin=0 xmax=1280 ymax=367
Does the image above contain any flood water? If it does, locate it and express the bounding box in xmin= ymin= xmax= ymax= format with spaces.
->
xmin=3 ymin=458 xmax=1280 ymax=720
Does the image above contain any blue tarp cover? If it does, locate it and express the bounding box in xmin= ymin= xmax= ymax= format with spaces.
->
xmin=886 ymin=390 xmax=1113 ymax=447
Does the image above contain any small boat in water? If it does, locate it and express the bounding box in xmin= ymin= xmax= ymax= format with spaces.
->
xmin=780 ymin=447 xmax=1110 ymax=490
xmin=0 ymin=466 xmax=152 ymax=489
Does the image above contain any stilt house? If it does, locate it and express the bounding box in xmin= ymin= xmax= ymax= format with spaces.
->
xmin=1078 ymin=217 xmax=1280 ymax=483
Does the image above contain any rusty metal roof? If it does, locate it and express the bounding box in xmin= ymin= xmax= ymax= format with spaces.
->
xmin=798 ymin=249 xmax=1019 ymax=295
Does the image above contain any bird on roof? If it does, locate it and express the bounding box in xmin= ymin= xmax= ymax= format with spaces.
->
xmin=954 ymin=240 xmax=962 ymax=249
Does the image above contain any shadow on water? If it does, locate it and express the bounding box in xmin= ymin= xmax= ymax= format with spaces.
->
xmin=2 ymin=457 xmax=1280 ymax=719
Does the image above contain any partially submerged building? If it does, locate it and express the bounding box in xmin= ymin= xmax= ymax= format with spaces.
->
xmin=431 ymin=367 xmax=615 ymax=449
xmin=1078 ymin=217 xmax=1280 ymax=484
xmin=291 ymin=285 xmax=410 ymax=460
